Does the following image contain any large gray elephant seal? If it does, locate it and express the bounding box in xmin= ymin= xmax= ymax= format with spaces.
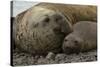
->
xmin=14 ymin=5 xmax=72 ymax=55
xmin=62 ymin=21 xmax=97 ymax=54
xmin=14 ymin=3 xmax=97 ymax=55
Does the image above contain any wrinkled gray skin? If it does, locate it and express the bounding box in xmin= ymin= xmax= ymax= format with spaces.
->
xmin=63 ymin=21 xmax=97 ymax=54
xmin=14 ymin=6 xmax=72 ymax=55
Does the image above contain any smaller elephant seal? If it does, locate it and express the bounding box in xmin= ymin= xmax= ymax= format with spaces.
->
xmin=62 ymin=21 xmax=97 ymax=54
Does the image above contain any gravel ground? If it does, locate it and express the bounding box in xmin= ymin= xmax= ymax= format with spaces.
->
xmin=12 ymin=48 xmax=97 ymax=66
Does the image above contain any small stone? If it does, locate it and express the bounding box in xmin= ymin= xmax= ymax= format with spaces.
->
xmin=55 ymin=54 xmax=66 ymax=62
xmin=34 ymin=55 xmax=40 ymax=59
xmin=46 ymin=52 xmax=55 ymax=60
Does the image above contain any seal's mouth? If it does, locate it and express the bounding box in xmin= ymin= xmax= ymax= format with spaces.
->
xmin=64 ymin=47 xmax=80 ymax=54
xmin=63 ymin=41 xmax=80 ymax=54
xmin=53 ymin=27 xmax=67 ymax=38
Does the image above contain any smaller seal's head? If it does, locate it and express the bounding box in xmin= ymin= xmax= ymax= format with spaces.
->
xmin=62 ymin=34 xmax=83 ymax=54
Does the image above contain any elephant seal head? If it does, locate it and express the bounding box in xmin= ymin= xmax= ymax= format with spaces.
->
xmin=62 ymin=21 xmax=97 ymax=54
xmin=62 ymin=33 xmax=83 ymax=54
xmin=15 ymin=6 xmax=72 ymax=55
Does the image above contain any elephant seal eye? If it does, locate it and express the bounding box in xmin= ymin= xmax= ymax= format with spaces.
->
xmin=42 ymin=17 xmax=50 ymax=27
xmin=74 ymin=40 xmax=78 ymax=43
xmin=64 ymin=39 xmax=68 ymax=42
xmin=74 ymin=40 xmax=79 ymax=46
xmin=43 ymin=17 xmax=50 ymax=22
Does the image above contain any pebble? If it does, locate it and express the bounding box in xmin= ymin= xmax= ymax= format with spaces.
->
xmin=12 ymin=50 xmax=97 ymax=66
xmin=46 ymin=52 xmax=55 ymax=60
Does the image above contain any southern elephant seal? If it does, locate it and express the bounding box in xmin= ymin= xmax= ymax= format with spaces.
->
xmin=14 ymin=5 xmax=72 ymax=55
xmin=62 ymin=21 xmax=97 ymax=54
xmin=14 ymin=3 xmax=97 ymax=55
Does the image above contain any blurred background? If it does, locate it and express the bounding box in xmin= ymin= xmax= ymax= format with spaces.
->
xmin=12 ymin=1 xmax=39 ymax=17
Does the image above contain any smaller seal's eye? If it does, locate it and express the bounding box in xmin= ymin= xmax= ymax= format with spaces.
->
xmin=64 ymin=39 xmax=68 ymax=42
xmin=74 ymin=40 xmax=78 ymax=43
xmin=74 ymin=40 xmax=78 ymax=46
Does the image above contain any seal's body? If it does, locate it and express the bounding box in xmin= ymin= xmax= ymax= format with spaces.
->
xmin=36 ymin=3 xmax=97 ymax=24
xmin=63 ymin=21 xmax=97 ymax=54
xmin=14 ymin=3 xmax=97 ymax=55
